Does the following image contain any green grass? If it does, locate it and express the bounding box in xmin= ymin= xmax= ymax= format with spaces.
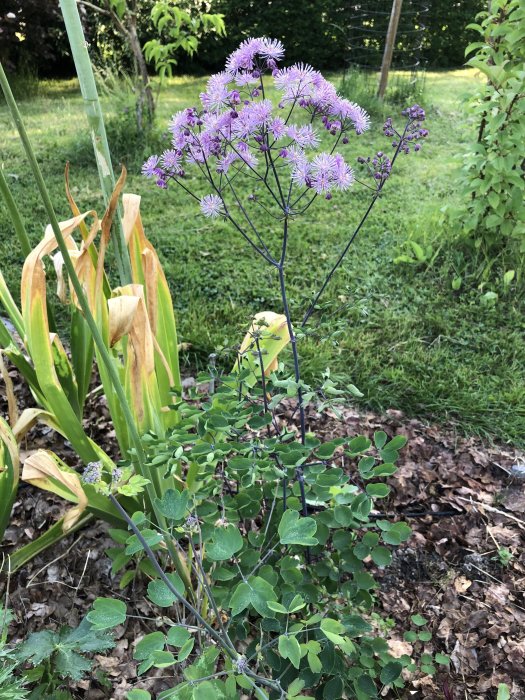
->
xmin=1 ymin=70 xmax=524 ymax=446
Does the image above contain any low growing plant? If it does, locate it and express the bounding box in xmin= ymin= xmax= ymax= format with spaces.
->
xmin=14 ymin=616 xmax=116 ymax=699
xmin=0 ymin=603 xmax=29 ymax=700
xmin=1 ymin=34 xmax=436 ymax=698
xmin=88 ymin=371 xmax=450 ymax=698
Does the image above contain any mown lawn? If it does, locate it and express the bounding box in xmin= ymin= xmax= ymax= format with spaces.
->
xmin=1 ymin=69 xmax=524 ymax=445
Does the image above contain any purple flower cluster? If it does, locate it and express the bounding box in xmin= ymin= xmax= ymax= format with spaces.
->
xmin=143 ymin=37 xmax=371 ymax=213
xmin=82 ymin=460 xmax=102 ymax=485
xmin=383 ymin=104 xmax=428 ymax=155
xmin=357 ymin=151 xmax=392 ymax=184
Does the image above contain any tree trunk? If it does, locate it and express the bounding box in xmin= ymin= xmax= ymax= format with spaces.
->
xmin=127 ymin=16 xmax=155 ymax=129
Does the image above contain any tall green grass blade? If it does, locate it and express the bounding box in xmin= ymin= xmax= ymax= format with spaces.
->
xmin=3 ymin=514 xmax=93 ymax=574
xmin=0 ymin=417 xmax=18 ymax=542
xmin=58 ymin=0 xmax=132 ymax=286
xmin=0 ymin=168 xmax=31 ymax=257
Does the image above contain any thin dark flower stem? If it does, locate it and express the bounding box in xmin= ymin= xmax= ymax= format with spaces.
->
xmin=301 ymin=194 xmax=378 ymax=326
xmin=108 ymin=494 xmax=231 ymax=650
xmin=250 ymin=197 xmax=283 ymax=222
xmin=277 ymin=218 xmax=309 ymax=523
xmin=301 ymin=120 xmax=412 ymax=326
xmin=224 ymin=173 xmax=274 ymax=259
xmin=198 ymin=152 xmax=277 ymax=266
xmin=226 ymin=213 xmax=277 ymax=266
xmin=218 ymin=130 xmax=282 ymax=207
xmin=168 ymin=175 xmax=201 ymax=203
xmin=188 ymin=537 xmax=234 ymax=648
xmin=254 ymin=334 xmax=270 ymax=420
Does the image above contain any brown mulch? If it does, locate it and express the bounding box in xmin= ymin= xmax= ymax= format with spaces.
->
xmin=1 ymin=374 xmax=525 ymax=699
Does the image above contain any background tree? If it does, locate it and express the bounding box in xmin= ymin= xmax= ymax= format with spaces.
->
xmin=80 ymin=0 xmax=225 ymax=127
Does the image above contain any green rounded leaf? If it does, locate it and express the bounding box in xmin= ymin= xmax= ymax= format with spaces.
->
xmin=411 ymin=614 xmax=428 ymax=627
xmin=177 ymin=637 xmax=195 ymax=662
xmin=193 ymin=681 xmax=217 ymax=700
xmin=323 ymin=676 xmax=343 ymax=699
xmin=154 ymin=489 xmax=189 ymax=521
xmin=357 ymin=673 xmax=377 ymax=696
xmin=127 ymin=691 xmax=151 ymax=700
xmin=147 ymin=574 xmax=184 ymax=607
xmin=435 ymin=652 xmax=450 ymax=666
xmin=87 ymin=598 xmax=126 ymax=630
xmin=166 ymin=626 xmax=191 ymax=647
xmin=380 ymin=661 xmax=403 ymax=685
xmin=365 ymin=483 xmax=390 ymax=498
xmin=278 ymin=509 xmax=318 ymax=546
xmin=320 ymin=617 xmax=346 ymax=645
xmin=278 ymin=634 xmax=301 ymax=669
xmin=134 ymin=632 xmax=165 ymax=660
xmin=371 ymin=546 xmax=392 ymax=567
xmin=206 ymin=524 xmax=243 ymax=561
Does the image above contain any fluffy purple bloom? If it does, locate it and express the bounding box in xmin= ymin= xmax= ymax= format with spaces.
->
xmin=285 ymin=145 xmax=308 ymax=168
xmin=217 ymin=151 xmax=239 ymax=173
xmin=160 ymin=149 xmax=183 ymax=174
xmin=273 ymin=63 xmax=318 ymax=99
xmin=333 ymin=153 xmax=354 ymax=190
xmin=259 ymin=38 xmax=285 ymax=62
xmin=335 ymin=99 xmax=370 ymax=134
xmin=142 ymin=155 xmax=160 ymax=178
xmin=226 ymin=37 xmax=285 ymax=75
xmin=200 ymin=194 xmax=224 ymax=218
xmin=286 ymin=124 xmax=319 ymax=148
xmin=269 ymin=116 xmax=286 ymax=140
xmin=200 ymin=72 xmax=232 ymax=112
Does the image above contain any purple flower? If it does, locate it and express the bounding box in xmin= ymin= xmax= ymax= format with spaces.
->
xmin=269 ymin=116 xmax=286 ymax=140
xmin=142 ymin=155 xmax=160 ymax=178
xmin=335 ymin=99 xmax=370 ymax=134
xmin=82 ymin=461 xmax=102 ymax=484
xmin=226 ymin=37 xmax=264 ymax=73
xmin=333 ymin=153 xmax=354 ymax=190
xmin=286 ymin=124 xmax=319 ymax=149
xmin=273 ymin=63 xmax=317 ymax=99
xmin=200 ymin=72 xmax=231 ymax=112
xmin=403 ymin=104 xmax=426 ymax=121
xmin=160 ymin=149 xmax=183 ymax=174
xmin=259 ymin=38 xmax=285 ymax=62
xmin=143 ymin=37 xmax=402 ymax=215
xmin=200 ymin=194 xmax=224 ymax=218
xmin=112 ymin=468 xmax=123 ymax=483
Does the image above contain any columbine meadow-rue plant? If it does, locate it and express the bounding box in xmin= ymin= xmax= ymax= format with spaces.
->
xmin=86 ymin=36 xmax=438 ymax=700
xmin=142 ymin=36 xmax=428 ymax=510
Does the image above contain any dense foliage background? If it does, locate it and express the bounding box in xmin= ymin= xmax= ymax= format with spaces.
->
xmin=1 ymin=0 xmax=487 ymax=79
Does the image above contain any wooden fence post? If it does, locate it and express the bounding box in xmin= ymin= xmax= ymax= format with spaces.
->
xmin=377 ymin=0 xmax=403 ymax=99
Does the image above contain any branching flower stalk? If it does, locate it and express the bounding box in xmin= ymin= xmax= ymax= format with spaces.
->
xmin=144 ymin=38 xmax=428 ymax=517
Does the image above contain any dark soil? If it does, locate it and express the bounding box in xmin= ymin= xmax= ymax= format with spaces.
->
xmin=1 ymin=376 xmax=525 ymax=699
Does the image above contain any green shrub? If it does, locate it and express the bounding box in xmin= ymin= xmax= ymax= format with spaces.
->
xmin=93 ymin=373 xmax=450 ymax=699
xmin=452 ymin=0 xmax=525 ymax=283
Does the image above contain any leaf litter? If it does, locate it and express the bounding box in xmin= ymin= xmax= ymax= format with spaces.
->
xmin=1 ymin=375 xmax=524 ymax=698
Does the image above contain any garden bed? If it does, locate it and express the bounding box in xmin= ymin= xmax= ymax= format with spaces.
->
xmin=2 ymin=378 xmax=524 ymax=699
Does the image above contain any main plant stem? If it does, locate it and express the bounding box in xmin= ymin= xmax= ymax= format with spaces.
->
xmin=278 ymin=217 xmax=308 ymax=518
